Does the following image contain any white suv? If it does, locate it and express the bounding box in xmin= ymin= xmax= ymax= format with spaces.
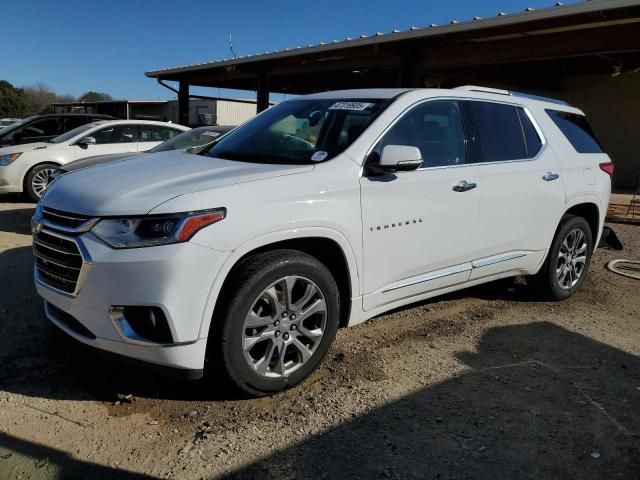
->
xmin=32 ymin=86 xmax=613 ymax=396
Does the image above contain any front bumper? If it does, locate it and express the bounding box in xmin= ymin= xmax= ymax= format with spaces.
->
xmin=35 ymin=230 xmax=229 ymax=372
xmin=0 ymin=161 xmax=26 ymax=193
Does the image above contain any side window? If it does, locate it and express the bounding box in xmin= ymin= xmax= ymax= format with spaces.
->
xmin=546 ymin=110 xmax=603 ymax=154
xmin=140 ymin=125 xmax=180 ymax=142
xmin=517 ymin=108 xmax=543 ymax=158
xmin=466 ymin=101 xmax=526 ymax=162
xmin=20 ymin=118 xmax=62 ymax=138
xmin=64 ymin=116 xmax=89 ymax=132
xmin=371 ymin=100 xmax=466 ymax=168
xmin=91 ymin=125 xmax=137 ymax=144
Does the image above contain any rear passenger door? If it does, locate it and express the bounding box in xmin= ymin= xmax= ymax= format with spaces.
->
xmin=463 ymin=100 xmax=566 ymax=279
xmin=138 ymin=125 xmax=182 ymax=151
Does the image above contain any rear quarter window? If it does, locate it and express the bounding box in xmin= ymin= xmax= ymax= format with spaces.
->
xmin=546 ymin=110 xmax=603 ymax=154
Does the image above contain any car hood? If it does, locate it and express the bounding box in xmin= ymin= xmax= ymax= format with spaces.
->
xmin=0 ymin=142 xmax=51 ymax=155
xmin=41 ymin=150 xmax=314 ymax=216
xmin=60 ymin=152 xmax=146 ymax=173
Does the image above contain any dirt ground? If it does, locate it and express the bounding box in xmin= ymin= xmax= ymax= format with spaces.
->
xmin=0 ymin=196 xmax=638 ymax=480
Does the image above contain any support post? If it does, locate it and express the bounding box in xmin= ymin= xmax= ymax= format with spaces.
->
xmin=398 ymin=54 xmax=425 ymax=88
xmin=178 ymin=81 xmax=189 ymax=126
xmin=257 ymin=72 xmax=269 ymax=113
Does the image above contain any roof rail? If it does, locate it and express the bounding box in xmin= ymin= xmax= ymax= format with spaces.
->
xmin=508 ymin=91 xmax=569 ymax=106
xmin=455 ymin=85 xmax=510 ymax=95
xmin=455 ymin=85 xmax=569 ymax=106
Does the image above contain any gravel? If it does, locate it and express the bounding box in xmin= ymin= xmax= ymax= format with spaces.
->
xmin=0 ymin=198 xmax=638 ymax=479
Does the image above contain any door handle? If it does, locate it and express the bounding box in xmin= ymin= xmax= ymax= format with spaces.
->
xmin=542 ymin=171 xmax=560 ymax=181
xmin=453 ymin=180 xmax=477 ymax=192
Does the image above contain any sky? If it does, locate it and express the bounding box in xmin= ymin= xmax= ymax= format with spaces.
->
xmin=3 ymin=0 xmax=582 ymax=101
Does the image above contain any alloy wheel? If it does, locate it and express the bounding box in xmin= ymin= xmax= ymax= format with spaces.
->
xmin=556 ymin=228 xmax=588 ymax=289
xmin=242 ymin=275 xmax=327 ymax=379
xmin=31 ymin=168 xmax=56 ymax=198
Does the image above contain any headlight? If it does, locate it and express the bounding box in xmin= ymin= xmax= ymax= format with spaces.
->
xmin=0 ymin=153 xmax=22 ymax=166
xmin=91 ymin=208 xmax=226 ymax=248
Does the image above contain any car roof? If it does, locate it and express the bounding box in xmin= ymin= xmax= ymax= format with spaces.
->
xmin=300 ymin=89 xmax=412 ymax=100
xmin=298 ymin=86 xmax=582 ymax=113
xmin=33 ymin=113 xmax=114 ymax=118
xmin=86 ymin=119 xmax=189 ymax=128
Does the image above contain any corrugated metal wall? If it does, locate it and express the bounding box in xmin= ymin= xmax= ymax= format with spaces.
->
xmin=216 ymin=101 xmax=257 ymax=126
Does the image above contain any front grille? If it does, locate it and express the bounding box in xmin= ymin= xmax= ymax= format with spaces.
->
xmin=42 ymin=207 xmax=91 ymax=230
xmin=33 ymin=230 xmax=83 ymax=294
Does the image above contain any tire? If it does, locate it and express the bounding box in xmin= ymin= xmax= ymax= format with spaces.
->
xmin=209 ymin=249 xmax=340 ymax=396
xmin=531 ymin=214 xmax=594 ymax=300
xmin=24 ymin=163 xmax=58 ymax=201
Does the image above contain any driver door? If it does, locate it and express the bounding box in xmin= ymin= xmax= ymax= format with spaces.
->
xmin=360 ymin=99 xmax=483 ymax=311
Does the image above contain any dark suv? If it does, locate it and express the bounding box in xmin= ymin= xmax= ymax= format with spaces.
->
xmin=0 ymin=113 xmax=114 ymax=147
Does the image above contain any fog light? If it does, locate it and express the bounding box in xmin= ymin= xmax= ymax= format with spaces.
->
xmin=109 ymin=306 xmax=174 ymax=344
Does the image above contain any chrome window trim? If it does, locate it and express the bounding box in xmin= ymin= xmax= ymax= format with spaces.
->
xmin=362 ymin=96 xmax=548 ymax=175
xmin=33 ymin=228 xmax=92 ymax=297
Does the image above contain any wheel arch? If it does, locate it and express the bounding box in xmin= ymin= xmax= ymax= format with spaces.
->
xmin=22 ymin=161 xmax=62 ymax=190
xmin=563 ymin=202 xmax=600 ymax=240
xmin=198 ymin=228 xmax=360 ymax=340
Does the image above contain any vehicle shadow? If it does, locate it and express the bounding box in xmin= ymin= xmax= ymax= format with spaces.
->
xmin=222 ymin=321 xmax=640 ymax=480
xmin=0 ymin=194 xmax=32 ymax=204
xmin=0 ymin=206 xmax=34 ymax=236
xmin=0 ymin=432 xmax=156 ymax=479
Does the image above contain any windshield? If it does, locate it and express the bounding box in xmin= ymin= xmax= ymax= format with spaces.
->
xmin=150 ymin=127 xmax=231 ymax=153
xmin=206 ymin=98 xmax=391 ymax=164
xmin=0 ymin=116 xmax=36 ymax=136
xmin=48 ymin=122 xmax=98 ymax=144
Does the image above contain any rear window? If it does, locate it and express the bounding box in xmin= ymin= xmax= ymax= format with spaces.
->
xmin=546 ymin=110 xmax=603 ymax=154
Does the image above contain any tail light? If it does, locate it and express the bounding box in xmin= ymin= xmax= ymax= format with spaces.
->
xmin=599 ymin=162 xmax=614 ymax=178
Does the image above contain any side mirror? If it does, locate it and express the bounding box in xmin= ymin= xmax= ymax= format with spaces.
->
xmin=77 ymin=136 xmax=96 ymax=147
xmin=379 ymin=145 xmax=423 ymax=171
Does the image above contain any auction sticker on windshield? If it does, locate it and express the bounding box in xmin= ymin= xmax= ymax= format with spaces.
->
xmin=311 ymin=151 xmax=328 ymax=161
xmin=329 ymin=102 xmax=373 ymax=111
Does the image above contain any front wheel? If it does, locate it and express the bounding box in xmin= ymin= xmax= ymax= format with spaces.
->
xmin=25 ymin=163 xmax=58 ymax=201
xmin=209 ymin=249 xmax=340 ymax=396
xmin=531 ymin=215 xmax=593 ymax=300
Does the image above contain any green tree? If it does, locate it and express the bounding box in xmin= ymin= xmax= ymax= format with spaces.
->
xmin=78 ymin=91 xmax=112 ymax=102
xmin=0 ymin=80 xmax=26 ymax=117
xmin=21 ymin=83 xmax=57 ymax=115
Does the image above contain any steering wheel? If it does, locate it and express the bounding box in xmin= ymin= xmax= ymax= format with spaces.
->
xmin=283 ymin=134 xmax=315 ymax=150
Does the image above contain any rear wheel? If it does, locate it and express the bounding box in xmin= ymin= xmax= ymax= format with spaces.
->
xmin=25 ymin=163 xmax=57 ymax=201
xmin=209 ymin=249 xmax=340 ymax=396
xmin=531 ymin=215 xmax=593 ymax=300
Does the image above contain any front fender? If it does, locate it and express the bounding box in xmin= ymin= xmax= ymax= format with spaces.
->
xmin=195 ymin=227 xmax=361 ymax=339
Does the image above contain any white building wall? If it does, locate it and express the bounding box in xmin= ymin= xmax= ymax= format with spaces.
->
xmin=215 ymin=101 xmax=257 ymax=126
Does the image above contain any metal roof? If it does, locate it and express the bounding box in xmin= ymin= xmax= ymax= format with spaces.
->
xmin=146 ymin=0 xmax=639 ymax=78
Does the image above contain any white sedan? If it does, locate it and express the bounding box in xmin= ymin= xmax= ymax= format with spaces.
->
xmin=0 ymin=120 xmax=189 ymax=200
